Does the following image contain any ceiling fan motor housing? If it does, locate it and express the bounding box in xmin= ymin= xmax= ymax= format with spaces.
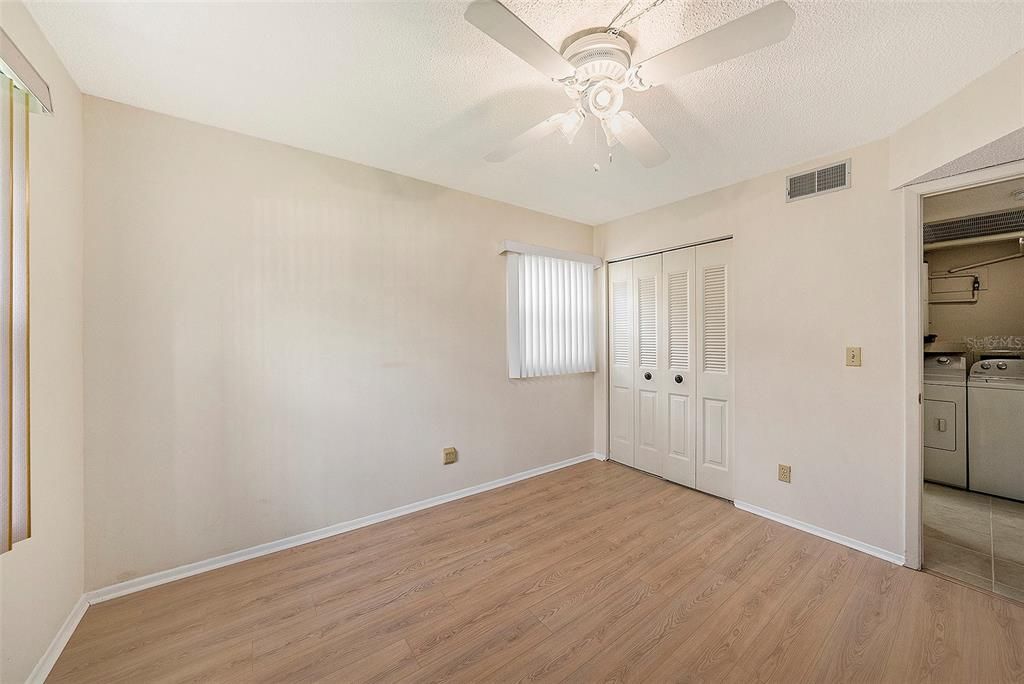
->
xmin=562 ymin=33 xmax=632 ymax=85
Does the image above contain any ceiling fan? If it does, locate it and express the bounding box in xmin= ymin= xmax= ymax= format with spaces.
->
xmin=465 ymin=0 xmax=796 ymax=168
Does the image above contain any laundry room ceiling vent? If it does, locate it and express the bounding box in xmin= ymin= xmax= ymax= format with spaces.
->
xmin=924 ymin=207 xmax=1024 ymax=245
xmin=785 ymin=159 xmax=851 ymax=202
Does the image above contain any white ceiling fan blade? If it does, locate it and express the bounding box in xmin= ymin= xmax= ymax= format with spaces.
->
xmin=634 ymin=1 xmax=795 ymax=87
xmin=465 ymin=0 xmax=576 ymax=81
xmin=607 ymin=112 xmax=669 ymax=168
xmin=485 ymin=112 xmax=569 ymax=162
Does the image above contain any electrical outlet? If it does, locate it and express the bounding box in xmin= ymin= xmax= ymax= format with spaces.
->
xmin=778 ymin=464 xmax=792 ymax=483
xmin=443 ymin=447 xmax=458 ymax=465
xmin=846 ymin=346 xmax=862 ymax=367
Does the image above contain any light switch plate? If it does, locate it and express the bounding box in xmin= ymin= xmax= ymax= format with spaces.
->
xmin=846 ymin=346 xmax=862 ymax=367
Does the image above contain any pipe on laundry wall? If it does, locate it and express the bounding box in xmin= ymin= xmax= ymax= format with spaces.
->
xmin=947 ymin=237 xmax=1024 ymax=273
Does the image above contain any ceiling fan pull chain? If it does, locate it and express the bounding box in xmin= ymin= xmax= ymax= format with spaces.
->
xmin=607 ymin=0 xmax=637 ymax=31
xmin=610 ymin=0 xmax=670 ymax=31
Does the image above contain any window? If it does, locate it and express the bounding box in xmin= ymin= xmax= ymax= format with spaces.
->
xmin=0 ymin=29 xmax=50 ymax=555
xmin=501 ymin=241 xmax=598 ymax=378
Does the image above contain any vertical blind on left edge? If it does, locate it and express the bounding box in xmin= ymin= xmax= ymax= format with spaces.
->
xmin=0 ymin=75 xmax=30 ymax=554
xmin=507 ymin=253 xmax=594 ymax=378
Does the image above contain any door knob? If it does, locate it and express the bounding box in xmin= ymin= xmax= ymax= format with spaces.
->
xmin=674 ymin=375 xmax=683 ymax=383
xmin=643 ymin=372 xmax=652 ymax=381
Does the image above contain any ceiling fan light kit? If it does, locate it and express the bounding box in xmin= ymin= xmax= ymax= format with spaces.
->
xmin=558 ymin=109 xmax=586 ymax=144
xmin=465 ymin=0 xmax=796 ymax=169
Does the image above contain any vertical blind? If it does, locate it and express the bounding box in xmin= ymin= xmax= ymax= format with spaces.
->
xmin=0 ymin=73 xmax=33 ymax=554
xmin=506 ymin=252 xmax=595 ymax=378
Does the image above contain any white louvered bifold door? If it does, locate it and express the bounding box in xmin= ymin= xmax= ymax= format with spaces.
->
xmin=662 ymin=248 xmax=696 ymax=488
xmin=632 ymin=254 xmax=664 ymax=476
xmin=695 ymin=240 xmax=733 ymax=499
xmin=608 ymin=260 xmax=635 ymax=466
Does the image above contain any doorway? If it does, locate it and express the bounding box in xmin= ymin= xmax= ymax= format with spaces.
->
xmin=906 ymin=165 xmax=1024 ymax=603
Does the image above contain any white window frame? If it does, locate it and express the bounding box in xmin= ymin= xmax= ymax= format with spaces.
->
xmin=499 ymin=241 xmax=601 ymax=379
xmin=0 ymin=29 xmax=48 ymax=555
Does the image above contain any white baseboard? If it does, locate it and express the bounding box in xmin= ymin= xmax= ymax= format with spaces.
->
xmin=734 ymin=500 xmax=905 ymax=566
xmin=26 ymin=594 xmax=89 ymax=684
xmin=86 ymin=452 xmax=602 ymax=605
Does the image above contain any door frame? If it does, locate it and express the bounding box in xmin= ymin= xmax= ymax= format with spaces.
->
xmin=604 ymin=235 xmax=734 ymax=490
xmin=901 ymin=160 xmax=1024 ymax=570
xmin=604 ymin=235 xmax=734 ymax=265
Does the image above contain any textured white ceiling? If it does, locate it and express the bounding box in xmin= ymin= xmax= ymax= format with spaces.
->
xmin=26 ymin=1 xmax=1024 ymax=225
xmin=912 ymin=128 xmax=1024 ymax=187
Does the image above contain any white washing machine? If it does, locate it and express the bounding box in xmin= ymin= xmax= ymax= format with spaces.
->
xmin=969 ymin=359 xmax=1024 ymax=501
xmin=923 ymin=354 xmax=967 ymax=488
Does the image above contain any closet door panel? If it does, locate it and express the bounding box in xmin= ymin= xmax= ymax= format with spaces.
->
xmin=662 ymin=247 xmax=696 ymax=488
xmin=637 ymin=389 xmax=658 ymax=453
xmin=695 ymin=240 xmax=733 ymax=499
xmin=608 ymin=260 xmax=635 ymax=466
xmin=633 ymin=254 xmax=664 ymax=476
xmin=702 ymin=398 xmax=729 ymax=468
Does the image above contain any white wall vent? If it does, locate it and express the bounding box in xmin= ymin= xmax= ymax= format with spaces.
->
xmin=786 ymin=159 xmax=851 ymax=202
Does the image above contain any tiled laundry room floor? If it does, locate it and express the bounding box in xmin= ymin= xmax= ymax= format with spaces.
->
xmin=923 ymin=482 xmax=1024 ymax=602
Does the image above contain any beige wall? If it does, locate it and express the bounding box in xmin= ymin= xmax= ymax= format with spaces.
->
xmin=595 ymin=139 xmax=907 ymax=557
xmin=82 ymin=97 xmax=594 ymax=590
xmin=926 ymin=241 xmax=1024 ymax=341
xmin=890 ymin=50 xmax=1024 ymax=187
xmin=0 ymin=2 xmax=85 ymax=681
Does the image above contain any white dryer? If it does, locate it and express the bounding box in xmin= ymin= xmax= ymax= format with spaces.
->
xmin=923 ymin=354 xmax=967 ymax=488
xmin=969 ymin=359 xmax=1024 ymax=501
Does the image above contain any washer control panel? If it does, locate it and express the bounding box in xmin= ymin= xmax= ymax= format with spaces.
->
xmin=970 ymin=359 xmax=1024 ymax=382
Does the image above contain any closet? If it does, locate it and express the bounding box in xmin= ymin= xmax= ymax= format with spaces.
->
xmin=608 ymin=239 xmax=733 ymax=499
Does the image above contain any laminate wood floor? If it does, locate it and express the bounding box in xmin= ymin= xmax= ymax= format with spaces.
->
xmin=50 ymin=460 xmax=1024 ymax=683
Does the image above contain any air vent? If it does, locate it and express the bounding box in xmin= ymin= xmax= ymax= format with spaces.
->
xmin=923 ymin=207 xmax=1024 ymax=245
xmin=786 ymin=159 xmax=851 ymax=202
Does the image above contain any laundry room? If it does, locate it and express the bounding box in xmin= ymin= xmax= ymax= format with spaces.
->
xmin=921 ymin=176 xmax=1024 ymax=601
